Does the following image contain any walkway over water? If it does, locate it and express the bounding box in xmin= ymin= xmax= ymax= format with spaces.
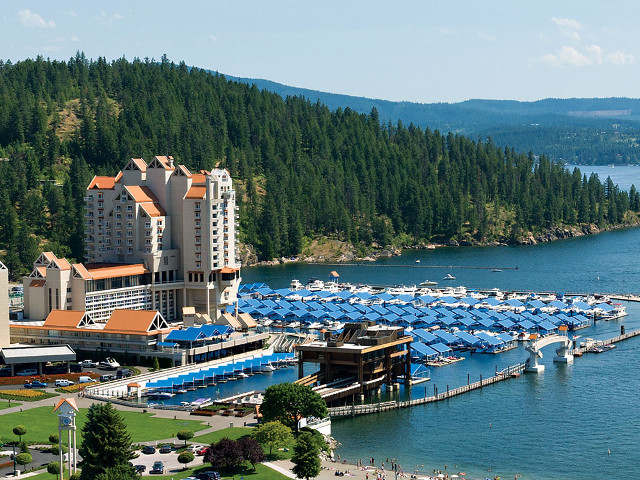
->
xmin=328 ymin=363 xmax=525 ymax=417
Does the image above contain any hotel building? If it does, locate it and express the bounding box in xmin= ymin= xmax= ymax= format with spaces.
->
xmin=23 ymin=156 xmax=240 ymax=323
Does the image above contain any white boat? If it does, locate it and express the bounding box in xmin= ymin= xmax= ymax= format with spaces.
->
xmin=420 ymin=280 xmax=437 ymax=286
xmin=176 ymin=389 xmax=188 ymax=394
xmin=491 ymin=268 xmax=502 ymax=272
xmin=290 ymin=279 xmax=303 ymax=290
xmin=443 ymin=274 xmax=455 ymax=280
xmin=306 ymin=322 xmax=323 ymax=330
xmin=415 ymin=259 xmax=421 ymax=263
xmin=147 ymin=391 xmax=174 ymax=399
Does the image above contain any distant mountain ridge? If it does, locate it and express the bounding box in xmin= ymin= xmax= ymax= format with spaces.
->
xmin=223 ymin=73 xmax=640 ymax=164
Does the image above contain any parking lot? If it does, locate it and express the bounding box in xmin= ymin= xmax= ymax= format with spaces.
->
xmin=134 ymin=445 xmax=208 ymax=477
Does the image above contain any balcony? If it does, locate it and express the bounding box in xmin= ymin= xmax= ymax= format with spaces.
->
xmin=84 ymin=212 xmax=94 ymax=218
xmin=83 ymin=196 xmax=93 ymax=202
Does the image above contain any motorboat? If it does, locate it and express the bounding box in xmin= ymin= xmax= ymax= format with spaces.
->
xmin=420 ymin=280 xmax=437 ymax=286
xmin=443 ymin=274 xmax=455 ymax=280
xmin=147 ymin=391 xmax=175 ymax=399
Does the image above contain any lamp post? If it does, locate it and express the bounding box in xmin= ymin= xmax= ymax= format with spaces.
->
xmin=12 ymin=443 xmax=16 ymax=476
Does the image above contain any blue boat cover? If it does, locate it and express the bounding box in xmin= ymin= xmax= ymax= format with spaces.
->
xmin=454 ymin=331 xmax=481 ymax=345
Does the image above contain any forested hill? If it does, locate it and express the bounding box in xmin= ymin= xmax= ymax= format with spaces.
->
xmin=0 ymin=55 xmax=639 ymax=278
xmin=230 ymin=75 xmax=640 ymax=165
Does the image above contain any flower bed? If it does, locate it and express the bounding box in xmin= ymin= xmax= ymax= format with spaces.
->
xmin=55 ymin=382 xmax=98 ymax=393
xmin=0 ymin=372 xmax=94 ymax=386
xmin=0 ymin=389 xmax=58 ymax=401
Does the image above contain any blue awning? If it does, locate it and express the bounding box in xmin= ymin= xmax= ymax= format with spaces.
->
xmin=454 ymin=331 xmax=481 ymax=345
xmin=411 ymin=342 xmax=438 ymax=358
xmin=412 ymin=328 xmax=438 ymax=343
xmin=474 ymin=331 xmax=503 ymax=346
xmin=433 ymin=330 xmax=460 ymax=344
xmin=430 ymin=342 xmax=452 ymax=354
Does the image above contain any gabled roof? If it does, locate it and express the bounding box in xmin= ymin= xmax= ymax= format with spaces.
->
xmin=53 ymin=398 xmax=79 ymax=413
xmin=29 ymin=279 xmax=46 ymax=287
xmin=174 ymin=165 xmax=192 ymax=177
xmin=219 ymin=267 xmax=239 ymax=274
xmin=85 ymin=263 xmax=149 ymax=280
xmin=185 ymin=186 xmax=206 ymax=199
xmin=50 ymin=257 xmax=71 ymax=271
xmin=215 ymin=312 xmax=241 ymax=329
xmin=87 ymin=175 xmax=117 ymax=190
xmin=191 ymin=173 xmax=207 ymax=185
xmin=148 ymin=155 xmax=175 ymax=170
xmin=32 ymin=266 xmax=47 ymax=278
xmin=238 ymin=312 xmax=257 ymax=329
xmin=72 ymin=263 xmax=91 ymax=280
xmin=44 ymin=310 xmax=94 ymax=329
xmin=103 ymin=309 xmax=169 ymax=334
xmin=124 ymin=158 xmax=147 ymax=172
xmin=41 ymin=252 xmax=57 ymax=262
xmin=124 ymin=185 xmax=159 ymax=203
xmin=140 ymin=202 xmax=167 ymax=217
xmin=115 ymin=171 xmax=123 ymax=183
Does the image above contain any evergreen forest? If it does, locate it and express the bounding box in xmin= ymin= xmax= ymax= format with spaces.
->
xmin=0 ymin=54 xmax=639 ymax=279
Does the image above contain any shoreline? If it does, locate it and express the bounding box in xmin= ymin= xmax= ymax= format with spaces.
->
xmin=243 ymin=221 xmax=640 ymax=268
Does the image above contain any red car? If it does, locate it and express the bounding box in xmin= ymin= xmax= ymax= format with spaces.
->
xmin=196 ymin=446 xmax=208 ymax=456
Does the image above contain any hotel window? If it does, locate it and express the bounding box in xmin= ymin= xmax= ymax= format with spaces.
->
xmin=158 ymin=236 xmax=163 ymax=244
xmin=195 ymin=261 xmax=201 ymax=269
xmin=194 ymin=228 xmax=201 ymax=235
xmin=196 ymin=253 xmax=201 ymax=260
xmin=98 ymin=192 xmax=103 ymax=199
xmin=194 ymin=202 xmax=201 ymax=210
xmin=127 ymin=239 xmax=133 ymax=245
xmin=195 ymin=236 xmax=201 ymax=245
xmin=116 ymin=239 xmax=121 ymax=245
xmin=127 ymin=205 xmax=133 ymax=212
xmin=145 ymin=239 xmax=152 ymax=245
xmin=127 ymin=213 xmax=133 ymax=220
xmin=195 ymin=211 xmax=201 ymax=219
xmin=115 ymin=213 xmax=121 ymax=220
xmin=195 ymin=220 xmax=201 ymax=226
xmin=121 ymin=196 xmax=127 ymax=203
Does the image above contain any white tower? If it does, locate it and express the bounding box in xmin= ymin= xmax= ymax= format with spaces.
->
xmin=54 ymin=398 xmax=79 ymax=476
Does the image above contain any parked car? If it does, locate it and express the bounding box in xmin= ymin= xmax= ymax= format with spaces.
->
xmin=141 ymin=445 xmax=156 ymax=454
xmin=80 ymin=360 xmax=97 ymax=368
xmin=196 ymin=446 xmax=208 ymax=456
xmin=100 ymin=374 xmax=116 ymax=382
xmin=159 ymin=444 xmax=173 ymax=454
xmin=196 ymin=471 xmax=221 ymax=480
xmin=116 ymin=368 xmax=133 ymax=379
xmin=99 ymin=357 xmax=120 ymax=370
xmin=150 ymin=461 xmax=165 ymax=474
xmin=55 ymin=379 xmax=75 ymax=387
xmin=135 ymin=465 xmax=146 ymax=474
xmin=186 ymin=444 xmax=203 ymax=454
xmin=16 ymin=369 xmax=38 ymax=376
xmin=24 ymin=380 xmax=47 ymax=388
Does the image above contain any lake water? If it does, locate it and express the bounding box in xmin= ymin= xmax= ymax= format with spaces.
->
xmin=239 ymin=167 xmax=640 ymax=479
xmin=566 ymin=164 xmax=640 ymax=193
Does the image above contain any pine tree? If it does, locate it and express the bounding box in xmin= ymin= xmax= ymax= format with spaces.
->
xmin=291 ymin=432 xmax=321 ymax=480
xmin=78 ymin=403 xmax=135 ymax=480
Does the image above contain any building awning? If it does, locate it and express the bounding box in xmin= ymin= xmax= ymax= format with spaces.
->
xmin=1 ymin=344 xmax=76 ymax=364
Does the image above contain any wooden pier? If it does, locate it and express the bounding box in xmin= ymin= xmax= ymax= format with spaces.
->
xmin=574 ymin=328 xmax=640 ymax=354
xmin=328 ymin=363 xmax=525 ymax=418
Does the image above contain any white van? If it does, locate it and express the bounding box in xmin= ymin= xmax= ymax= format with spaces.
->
xmin=78 ymin=376 xmax=96 ymax=384
xmin=55 ymin=379 xmax=75 ymax=387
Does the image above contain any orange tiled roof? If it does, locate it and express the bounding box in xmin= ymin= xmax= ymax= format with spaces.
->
xmin=191 ymin=174 xmax=206 ymax=185
xmin=44 ymin=310 xmax=86 ymax=328
xmin=154 ymin=156 xmax=175 ymax=170
xmin=125 ymin=185 xmax=159 ymax=203
xmin=42 ymin=252 xmax=57 ymax=262
xmin=88 ymin=175 xmax=117 ymax=190
xmin=132 ymin=158 xmax=148 ymax=172
xmin=115 ymin=171 xmax=123 ymax=183
xmin=35 ymin=267 xmax=47 ymax=278
xmin=29 ymin=279 xmax=46 ymax=287
xmin=219 ymin=267 xmax=239 ymax=274
xmin=140 ymin=202 xmax=167 ymax=217
xmin=103 ymin=309 xmax=159 ymax=334
xmin=176 ymin=165 xmax=192 ymax=177
xmin=85 ymin=263 xmax=149 ymax=280
xmin=53 ymin=258 xmax=71 ymax=271
xmin=72 ymin=263 xmax=91 ymax=280
xmin=53 ymin=397 xmax=78 ymax=413
xmin=185 ymin=186 xmax=206 ymax=199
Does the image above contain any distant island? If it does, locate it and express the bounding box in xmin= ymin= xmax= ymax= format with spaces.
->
xmin=0 ymin=54 xmax=639 ymax=277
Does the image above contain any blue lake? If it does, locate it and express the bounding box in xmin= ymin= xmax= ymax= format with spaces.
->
xmin=239 ymin=223 xmax=640 ymax=479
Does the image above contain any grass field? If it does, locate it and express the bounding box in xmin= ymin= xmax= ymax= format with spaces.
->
xmin=193 ymin=426 xmax=252 ymax=444
xmin=149 ymin=463 xmax=290 ymax=480
xmin=0 ymin=407 xmax=209 ymax=444
xmin=0 ymin=400 xmax=20 ymax=410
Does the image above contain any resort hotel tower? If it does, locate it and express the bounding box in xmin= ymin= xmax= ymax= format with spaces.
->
xmin=22 ymin=156 xmax=241 ymax=324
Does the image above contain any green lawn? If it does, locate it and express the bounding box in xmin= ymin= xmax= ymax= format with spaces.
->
xmin=193 ymin=427 xmax=295 ymax=461
xmin=0 ymin=400 xmax=20 ymax=410
xmin=0 ymin=407 xmax=209 ymax=444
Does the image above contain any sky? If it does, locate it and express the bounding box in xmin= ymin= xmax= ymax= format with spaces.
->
xmin=2 ymin=0 xmax=640 ymax=103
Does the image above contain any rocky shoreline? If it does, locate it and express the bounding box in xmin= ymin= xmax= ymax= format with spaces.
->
xmin=239 ymin=221 xmax=640 ymax=267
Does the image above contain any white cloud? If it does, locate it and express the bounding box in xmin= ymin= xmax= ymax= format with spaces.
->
xmin=606 ymin=50 xmax=635 ymax=65
xmin=436 ymin=27 xmax=458 ymax=36
xmin=18 ymin=9 xmax=55 ymax=28
xmin=96 ymin=11 xmax=124 ymax=26
xmin=561 ymin=30 xmax=581 ymax=42
xmin=541 ymin=46 xmax=592 ymax=67
xmin=71 ymin=35 xmax=79 ymax=42
xmin=69 ymin=11 xmax=77 ymax=17
xmin=551 ymin=17 xmax=581 ymax=30
xmin=540 ymin=44 xmax=634 ymax=67
xmin=477 ymin=32 xmax=496 ymax=41
xmin=209 ymin=34 xmax=217 ymax=43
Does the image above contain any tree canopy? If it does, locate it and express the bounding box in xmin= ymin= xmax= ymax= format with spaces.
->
xmin=252 ymin=420 xmax=294 ymax=455
xmin=261 ymin=383 xmax=327 ymax=433
xmin=291 ymin=432 xmax=321 ymax=480
xmin=78 ymin=403 xmax=135 ymax=480
xmin=0 ymin=55 xmax=638 ymax=277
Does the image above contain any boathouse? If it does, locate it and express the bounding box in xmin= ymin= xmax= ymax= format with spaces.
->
xmin=295 ymin=321 xmax=413 ymax=405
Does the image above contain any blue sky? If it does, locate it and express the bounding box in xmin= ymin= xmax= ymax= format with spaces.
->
xmin=3 ymin=1 xmax=639 ymax=103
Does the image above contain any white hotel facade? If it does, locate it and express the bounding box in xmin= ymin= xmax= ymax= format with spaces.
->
xmin=23 ymin=156 xmax=241 ymax=323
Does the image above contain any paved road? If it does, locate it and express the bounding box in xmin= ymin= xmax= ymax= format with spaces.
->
xmin=0 ymin=446 xmax=64 ymax=477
